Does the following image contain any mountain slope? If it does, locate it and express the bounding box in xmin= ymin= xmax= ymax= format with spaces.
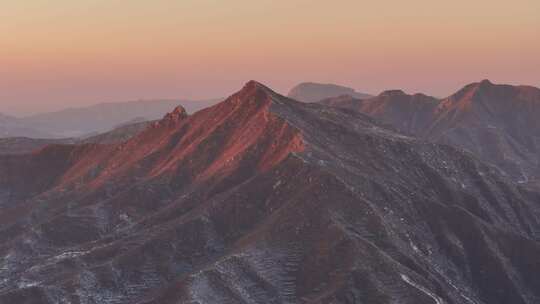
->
xmin=319 ymin=80 xmax=540 ymax=185
xmin=288 ymin=82 xmax=372 ymax=102
xmin=429 ymin=80 xmax=540 ymax=183
xmin=0 ymin=82 xmax=539 ymax=304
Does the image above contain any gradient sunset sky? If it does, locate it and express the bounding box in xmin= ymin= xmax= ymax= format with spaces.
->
xmin=1 ymin=0 xmax=539 ymax=115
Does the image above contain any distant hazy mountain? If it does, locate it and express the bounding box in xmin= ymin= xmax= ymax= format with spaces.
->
xmin=287 ymin=82 xmax=372 ymax=102
xmin=20 ymin=98 xmax=220 ymax=138
xmin=0 ymin=113 xmax=53 ymax=138
xmin=0 ymin=137 xmax=74 ymax=155
xmin=81 ymin=120 xmax=152 ymax=145
xmin=0 ymin=119 xmax=153 ymax=155
xmin=319 ymin=80 xmax=540 ymax=185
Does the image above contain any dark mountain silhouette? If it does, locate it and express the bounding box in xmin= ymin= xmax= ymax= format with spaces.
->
xmin=319 ymin=80 xmax=540 ymax=187
xmin=0 ymin=82 xmax=539 ymax=304
xmin=288 ymin=82 xmax=372 ymax=102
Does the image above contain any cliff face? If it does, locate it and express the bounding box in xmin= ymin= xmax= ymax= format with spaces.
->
xmin=1 ymin=82 xmax=539 ymax=304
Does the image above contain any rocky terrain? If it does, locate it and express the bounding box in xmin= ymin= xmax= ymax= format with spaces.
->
xmin=0 ymin=82 xmax=539 ymax=304
xmin=288 ymin=82 xmax=372 ymax=103
xmin=319 ymin=80 xmax=540 ymax=186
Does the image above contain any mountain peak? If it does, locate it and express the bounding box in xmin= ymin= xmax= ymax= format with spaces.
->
xmin=475 ymin=79 xmax=497 ymax=93
xmin=243 ymin=80 xmax=267 ymax=90
xmin=224 ymin=80 xmax=281 ymax=109
xmin=479 ymin=79 xmax=493 ymax=86
xmin=170 ymin=105 xmax=187 ymax=116
xmin=235 ymin=80 xmax=274 ymax=96
xmin=447 ymin=80 xmax=500 ymax=102
xmin=160 ymin=105 xmax=188 ymax=125
xmin=237 ymin=80 xmax=274 ymax=97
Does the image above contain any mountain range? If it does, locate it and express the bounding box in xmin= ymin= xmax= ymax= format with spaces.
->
xmin=0 ymin=120 xmax=152 ymax=155
xmin=0 ymin=98 xmax=219 ymax=139
xmin=0 ymin=81 xmax=539 ymax=304
xmin=0 ymin=113 xmax=54 ymax=139
xmin=319 ymin=80 xmax=540 ymax=188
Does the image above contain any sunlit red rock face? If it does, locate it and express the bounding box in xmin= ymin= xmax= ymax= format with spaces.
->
xmin=1 ymin=82 xmax=540 ymax=304
xmin=319 ymin=80 xmax=540 ymax=186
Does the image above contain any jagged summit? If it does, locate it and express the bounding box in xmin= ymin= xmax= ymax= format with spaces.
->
xmin=243 ymin=80 xmax=269 ymax=91
xmin=162 ymin=105 xmax=188 ymax=121
xmin=479 ymin=78 xmax=493 ymax=86
xmin=226 ymin=80 xmax=277 ymax=105
xmin=149 ymin=105 xmax=189 ymax=129
xmin=223 ymin=80 xmax=308 ymax=113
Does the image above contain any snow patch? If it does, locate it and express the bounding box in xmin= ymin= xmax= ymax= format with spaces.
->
xmin=17 ymin=279 xmax=40 ymax=289
xmin=54 ymin=251 xmax=87 ymax=260
xmin=400 ymin=274 xmax=444 ymax=304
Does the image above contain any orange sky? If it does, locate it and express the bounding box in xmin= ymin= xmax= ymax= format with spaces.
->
xmin=1 ymin=0 xmax=539 ymax=115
